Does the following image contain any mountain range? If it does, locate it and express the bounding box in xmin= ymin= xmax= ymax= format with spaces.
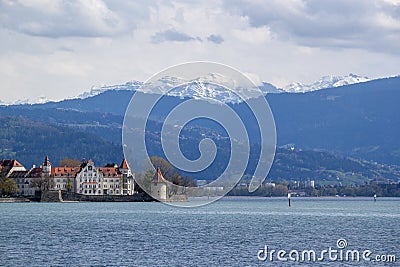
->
xmin=0 ymin=75 xmax=399 ymax=184
xmin=283 ymin=73 xmax=371 ymax=93
xmin=1 ymin=74 xmax=378 ymax=105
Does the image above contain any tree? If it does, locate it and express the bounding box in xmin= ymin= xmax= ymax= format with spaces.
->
xmin=0 ymin=175 xmax=18 ymax=196
xmin=272 ymin=184 xmax=288 ymax=196
xmin=149 ymin=156 xmax=175 ymax=181
xmin=59 ymin=158 xmax=81 ymax=167
xmin=30 ymin=174 xmax=54 ymax=193
xmin=135 ymin=170 xmax=155 ymax=193
xmin=144 ymin=156 xmax=197 ymax=196
xmin=66 ymin=178 xmax=73 ymax=192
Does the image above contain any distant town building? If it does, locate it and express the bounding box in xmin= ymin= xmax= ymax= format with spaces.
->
xmin=5 ymin=156 xmax=135 ymax=197
xmin=196 ymin=180 xmax=208 ymax=187
xmin=265 ymin=182 xmax=276 ymax=187
xmin=305 ymin=180 xmax=315 ymax=188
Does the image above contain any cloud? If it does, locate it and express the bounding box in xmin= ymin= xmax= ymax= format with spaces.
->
xmin=223 ymin=0 xmax=400 ymax=54
xmin=151 ymin=29 xmax=201 ymax=43
xmin=0 ymin=0 xmax=400 ymax=104
xmin=207 ymin=34 xmax=224 ymax=44
xmin=0 ymin=0 xmax=128 ymax=38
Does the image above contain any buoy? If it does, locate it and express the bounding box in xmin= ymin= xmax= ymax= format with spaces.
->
xmin=288 ymin=193 xmax=291 ymax=207
xmin=374 ymin=194 xmax=377 ymax=202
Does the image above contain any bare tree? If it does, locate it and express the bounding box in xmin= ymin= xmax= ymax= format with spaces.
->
xmin=30 ymin=174 xmax=55 ymax=193
xmin=59 ymin=158 xmax=81 ymax=167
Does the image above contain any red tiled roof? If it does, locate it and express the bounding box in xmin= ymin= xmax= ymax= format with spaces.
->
xmin=99 ymin=167 xmax=121 ymax=177
xmin=52 ymin=167 xmax=80 ymax=176
xmin=120 ymin=159 xmax=129 ymax=169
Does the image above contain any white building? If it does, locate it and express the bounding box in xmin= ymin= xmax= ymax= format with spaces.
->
xmin=305 ymin=180 xmax=315 ymax=188
xmin=9 ymin=156 xmax=135 ymax=196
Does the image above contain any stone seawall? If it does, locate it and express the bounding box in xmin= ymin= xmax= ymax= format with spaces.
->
xmin=61 ymin=191 xmax=156 ymax=202
xmin=40 ymin=190 xmax=188 ymax=202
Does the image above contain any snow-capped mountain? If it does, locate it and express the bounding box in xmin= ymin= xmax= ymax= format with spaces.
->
xmin=77 ymin=81 xmax=142 ymax=99
xmin=0 ymin=96 xmax=50 ymax=105
xmin=0 ymin=73 xmax=375 ymax=105
xmin=138 ymin=73 xmax=281 ymax=103
xmin=283 ymin=74 xmax=370 ymax=93
xmin=74 ymin=73 xmax=371 ymax=103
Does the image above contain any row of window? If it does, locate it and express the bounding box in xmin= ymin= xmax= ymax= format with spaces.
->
xmin=78 ymin=189 xmax=120 ymax=194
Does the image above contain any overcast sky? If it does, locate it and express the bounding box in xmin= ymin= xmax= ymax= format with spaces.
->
xmin=1 ymin=0 xmax=399 ymax=103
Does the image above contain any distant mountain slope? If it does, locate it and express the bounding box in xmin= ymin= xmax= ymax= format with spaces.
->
xmin=31 ymin=90 xmax=134 ymax=115
xmin=0 ymin=114 xmax=398 ymax=184
xmin=269 ymin=76 xmax=400 ymax=164
xmin=1 ymin=76 xmax=399 ymax=165
xmin=0 ymin=116 xmax=123 ymax=168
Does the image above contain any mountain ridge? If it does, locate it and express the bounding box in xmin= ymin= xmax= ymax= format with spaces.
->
xmin=2 ymin=74 xmax=396 ymax=105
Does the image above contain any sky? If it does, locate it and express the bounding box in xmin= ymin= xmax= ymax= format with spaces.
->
xmin=0 ymin=0 xmax=399 ymax=103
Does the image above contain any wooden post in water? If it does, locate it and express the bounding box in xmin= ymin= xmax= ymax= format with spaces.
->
xmin=288 ymin=193 xmax=291 ymax=207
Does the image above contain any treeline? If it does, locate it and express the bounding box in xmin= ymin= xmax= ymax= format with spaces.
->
xmin=228 ymin=183 xmax=400 ymax=197
xmin=0 ymin=116 xmax=123 ymax=168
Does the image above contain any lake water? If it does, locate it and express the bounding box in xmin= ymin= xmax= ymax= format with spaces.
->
xmin=0 ymin=197 xmax=399 ymax=266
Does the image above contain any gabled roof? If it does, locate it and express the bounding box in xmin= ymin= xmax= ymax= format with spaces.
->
xmin=0 ymin=159 xmax=25 ymax=168
xmin=120 ymin=159 xmax=129 ymax=169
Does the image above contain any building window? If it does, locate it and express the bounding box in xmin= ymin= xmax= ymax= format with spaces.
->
xmin=98 ymin=190 xmax=101 ymax=194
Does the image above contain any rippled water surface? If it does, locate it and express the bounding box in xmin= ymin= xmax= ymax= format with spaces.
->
xmin=0 ymin=197 xmax=399 ymax=266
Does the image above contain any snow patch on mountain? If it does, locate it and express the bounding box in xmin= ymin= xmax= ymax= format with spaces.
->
xmin=77 ymin=81 xmax=142 ymax=99
xmin=137 ymin=73 xmax=282 ymax=103
xmin=283 ymin=74 xmax=370 ymax=93
xmin=0 ymin=96 xmax=50 ymax=105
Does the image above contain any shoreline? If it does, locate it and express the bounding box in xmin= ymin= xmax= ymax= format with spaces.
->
xmin=1 ymin=195 xmax=399 ymax=203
